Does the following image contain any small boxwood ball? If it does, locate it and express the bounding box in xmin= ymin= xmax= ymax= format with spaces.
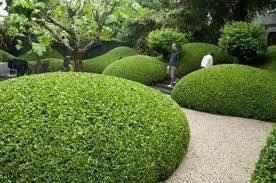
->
xmin=172 ymin=64 xmax=276 ymax=121
xmin=103 ymin=55 xmax=167 ymax=85
xmin=0 ymin=73 xmax=190 ymax=182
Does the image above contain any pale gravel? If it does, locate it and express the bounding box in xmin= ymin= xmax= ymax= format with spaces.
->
xmin=166 ymin=108 xmax=274 ymax=183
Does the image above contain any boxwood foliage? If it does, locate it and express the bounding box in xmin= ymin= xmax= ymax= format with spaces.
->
xmin=263 ymin=46 xmax=276 ymax=72
xmin=0 ymin=50 xmax=17 ymax=61
xmin=27 ymin=58 xmax=64 ymax=73
xmin=0 ymin=73 xmax=190 ymax=182
xmin=103 ymin=55 xmax=167 ymax=85
xmin=20 ymin=47 xmax=64 ymax=61
xmin=172 ymin=64 xmax=276 ymax=121
xmin=251 ymin=128 xmax=276 ymax=183
xmin=83 ymin=47 xmax=138 ymax=73
xmin=177 ymin=43 xmax=234 ymax=77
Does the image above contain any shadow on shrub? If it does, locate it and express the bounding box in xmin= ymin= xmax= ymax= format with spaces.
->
xmin=172 ymin=64 xmax=276 ymax=121
xmin=103 ymin=55 xmax=167 ymax=85
xmin=177 ymin=43 xmax=234 ymax=77
xmin=83 ymin=47 xmax=138 ymax=73
xmin=0 ymin=73 xmax=190 ymax=182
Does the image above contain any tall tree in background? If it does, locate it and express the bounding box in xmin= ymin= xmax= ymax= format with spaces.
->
xmin=7 ymin=0 xmax=144 ymax=71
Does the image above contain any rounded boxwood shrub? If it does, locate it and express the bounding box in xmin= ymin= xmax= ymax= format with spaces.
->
xmin=0 ymin=73 xmax=190 ymax=182
xmin=83 ymin=47 xmax=138 ymax=73
xmin=251 ymin=128 xmax=276 ymax=183
xmin=177 ymin=43 xmax=234 ymax=77
xmin=172 ymin=64 xmax=276 ymax=121
xmin=103 ymin=55 xmax=167 ymax=85
xmin=20 ymin=47 xmax=64 ymax=61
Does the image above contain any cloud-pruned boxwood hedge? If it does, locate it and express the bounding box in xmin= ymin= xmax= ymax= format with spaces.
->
xmin=172 ymin=64 xmax=276 ymax=121
xmin=0 ymin=73 xmax=190 ymax=182
xmin=0 ymin=50 xmax=17 ymax=61
xmin=83 ymin=46 xmax=138 ymax=73
xmin=263 ymin=46 xmax=276 ymax=72
xmin=103 ymin=55 xmax=167 ymax=85
xmin=251 ymin=128 xmax=276 ymax=183
xmin=27 ymin=58 xmax=64 ymax=73
xmin=20 ymin=48 xmax=64 ymax=61
xmin=177 ymin=43 xmax=234 ymax=77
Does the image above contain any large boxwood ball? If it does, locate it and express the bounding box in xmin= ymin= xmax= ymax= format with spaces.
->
xmin=103 ymin=55 xmax=167 ymax=85
xmin=0 ymin=73 xmax=190 ymax=182
xmin=177 ymin=43 xmax=234 ymax=77
xmin=172 ymin=64 xmax=276 ymax=121
xmin=83 ymin=47 xmax=138 ymax=73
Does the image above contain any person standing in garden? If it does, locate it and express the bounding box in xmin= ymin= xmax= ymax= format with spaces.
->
xmin=168 ymin=43 xmax=181 ymax=87
xmin=201 ymin=52 xmax=214 ymax=68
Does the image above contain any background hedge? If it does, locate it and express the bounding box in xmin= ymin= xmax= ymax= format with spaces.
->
xmin=0 ymin=73 xmax=190 ymax=182
xmin=172 ymin=64 xmax=276 ymax=121
xmin=251 ymin=128 xmax=276 ymax=183
xmin=177 ymin=43 xmax=234 ymax=77
xmin=103 ymin=55 xmax=167 ymax=85
xmin=263 ymin=46 xmax=276 ymax=72
xmin=27 ymin=58 xmax=64 ymax=74
xmin=0 ymin=50 xmax=17 ymax=61
xmin=19 ymin=47 xmax=64 ymax=61
xmin=83 ymin=47 xmax=138 ymax=73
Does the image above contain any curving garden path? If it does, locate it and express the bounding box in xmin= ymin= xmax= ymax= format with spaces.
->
xmin=166 ymin=108 xmax=274 ymax=183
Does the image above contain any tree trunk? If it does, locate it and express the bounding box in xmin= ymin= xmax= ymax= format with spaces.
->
xmin=73 ymin=49 xmax=83 ymax=72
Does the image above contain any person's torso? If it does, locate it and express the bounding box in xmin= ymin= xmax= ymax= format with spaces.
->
xmin=169 ymin=51 xmax=180 ymax=66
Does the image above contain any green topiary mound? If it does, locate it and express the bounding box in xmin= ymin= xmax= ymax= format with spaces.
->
xmin=177 ymin=43 xmax=234 ymax=77
xmin=103 ymin=55 xmax=167 ymax=85
xmin=251 ymin=128 xmax=276 ymax=183
xmin=0 ymin=73 xmax=190 ymax=182
xmin=263 ymin=46 xmax=276 ymax=72
xmin=83 ymin=47 xmax=138 ymax=73
xmin=172 ymin=64 xmax=276 ymax=121
xmin=0 ymin=50 xmax=17 ymax=61
xmin=20 ymin=48 xmax=64 ymax=61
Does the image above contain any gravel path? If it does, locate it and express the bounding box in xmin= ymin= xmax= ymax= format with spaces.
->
xmin=166 ymin=108 xmax=274 ymax=183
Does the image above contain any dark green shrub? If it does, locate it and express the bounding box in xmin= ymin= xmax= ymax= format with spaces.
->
xmin=263 ymin=46 xmax=276 ymax=72
xmin=27 ymin=58 xmax=64 ymax=73
xmin=177 ymin=43 xmax=234 ymax=77
xmin=0 ymin=73 xmax=190 ymax=182
xmin=172 ymin=64 xmax=276 ymax=121
xmin=103 ymin=55 xmax=167 ymax=85
xmin=83 ymin=47 xmax=138 ymax=73
xmin=20 ymin=47 xmax=64 ymax=61
xmin=219 ymin=22 xmax=267 ymax=64
xmin=251 ymin=128 xmax=276 ymax=183
xmin=147 ymin=28 xmax=188 ymax=55
xmin=0 ymin=50 xmax=17 ymax=61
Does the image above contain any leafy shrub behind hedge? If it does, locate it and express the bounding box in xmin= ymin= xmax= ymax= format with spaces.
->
xmin=251 ymin=128 xmax=276 ymax=183
xmin=263 ymin=46 xmax=276 ymax=72
xmin=20 ymin=47 xmax=64 ymax=61
xmin=172 ymin=64 xmax=276 ymax=121
xmin=83 ymin=47 xmax=138 ymax=73
xmin=147 ymin=28 xmax=188 ymax=55
xmin=103 ymin=55 xmax=167 ymax=85
xmin=177 ymin=43 xmax=234 ymax=77
xmin=0 ymin=73 xmax=190 ymax=182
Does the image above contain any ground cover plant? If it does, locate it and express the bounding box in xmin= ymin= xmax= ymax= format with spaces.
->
xmin=172 ymin=64 xmax=276 ymax=121
xmin=177 ymin=43 xmax=234 ymax=77
xmin=83 ymin=47 xmax=138 ymax=73
xmin=0 ymin=72 xmax=190 ymax=182
xmin=103 ymin=55 xmax=167 ymax=85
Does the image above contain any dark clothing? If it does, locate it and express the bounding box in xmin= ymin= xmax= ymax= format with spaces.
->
xmin=169 ymin=51 xmax=180 ymax=66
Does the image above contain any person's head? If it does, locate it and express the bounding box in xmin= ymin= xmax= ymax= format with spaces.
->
xmin=172 ymin=43 xmax=178 ymax=51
